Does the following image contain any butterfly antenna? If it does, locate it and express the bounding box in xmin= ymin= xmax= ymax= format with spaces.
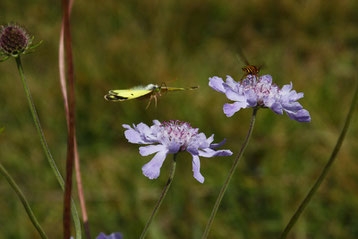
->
xmin=160 ymin=82 xmax=168 ymax=95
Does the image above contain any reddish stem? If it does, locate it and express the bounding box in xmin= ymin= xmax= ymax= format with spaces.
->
xmin=59 ymin=0 xmax=91 ymax=238
xmin=61 ymin=0 xmax=76 ymax=237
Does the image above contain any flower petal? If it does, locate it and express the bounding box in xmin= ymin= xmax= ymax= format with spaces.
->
xmin=152 ymin=120 xmax=161 ymax=125
xmin=209 ymin=76 xmax=225 ymax=93
xmin=139 ymin=144 xmax=167 ymax=156
xmin=199 ymin=148 xmax=233 ymax=157
xmin=224 ymin=75 xmax=238 ymax=89
xmin=206 ymin=134 xmax=214 ymax=145
xmin=269 ymin=102 xmax=283 ymax=115
xmin=282 ymin=102 xmax=303 ymax=112
xmin=245 ymin=89 xmax=258 ymax=107
xmin=225 ymin=88 xmax=246 ymax=102
xmin=142 ymin=150 xmax=169 ymax=179
xmin=97 ymin=232 xmax=123 ymax=239
xmin=286 ymin=109 xmax=311 ymax=122
xmin=123 ymin=124 xmax=150 ymax=144
xmin=223 ymin=102 xmax=246 ymax=117
xmin=281 ymin=82 xmax=293 ymax=93
xmin=210 ymin=138 xmax=226 ymax=149
xmin=192 ymin=155 xmax=204 ymax=183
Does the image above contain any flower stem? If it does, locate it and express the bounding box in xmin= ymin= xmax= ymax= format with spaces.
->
xmin=201 ymin=108 xmax=258 ymax=239
xmin=58 ymin=1 xmax=91 ymax=237
xmin=0 ymin=162 xmax=48 ymax=239
xmin=140 ymin=154 xmax=177 ymax=239
xmin=60 ymin=0 xmax=76 ymax=236
xmin=280 ymin=81 xmax=358 ymax=239
xmin=14 ymin=57 xmax=82 ymax=239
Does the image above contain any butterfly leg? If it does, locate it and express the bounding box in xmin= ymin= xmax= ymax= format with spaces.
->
xmin=154 ymin=94 xmax=158 ymax=108
xmin=146 ymin=95 xmax=153 ymax=109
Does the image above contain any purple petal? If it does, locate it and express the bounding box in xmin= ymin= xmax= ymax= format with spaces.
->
xmin=97 ymin=232 xmax=123 ymax=239
xmin=187 ymin=133 xmax=210 ymax=152
xmin=139 ymin=145 xmax=166 ymax=156
xmin=245 ymin=90 xmax=258 ymax=107
xmin=123 ymin=125 xmax=147 ymax=144
xmin=123 ymin=123 xmax=154 ymax=144
xmin=192 ymin=155 xmax=204 ymax=183
xmin=210 ymin=138 xmax=226 ymax=149
xmin=281 ymin=83 xmax=293 ymax=93
xmin=224 ymin=75 xmax=238 ymax=89
xmin=135 ymin=122 xmax=151 ymax=133
xmin=167 ymin=142 xmax=181 ymax=154
xmin=152 ymin=120 xmax=161 ymax=125
xmin=142 ymin=150 xmax=168 ymax=179
xmin=286 ymin=109 xmax=311 ymax=122
xmin=206 ymin=134 xmax=214 ymax=145
xmin=282 ymin=102 xmax=303 ymax=112
xmin=270 ymin=102 xmax=283 ymax=115
xmin=223 ymin=102 xmax=246 ymax=117
xmin=289 ymin=91 xmax=304 ymax=101
xmin=209 ymin=76 xmax=225 ymax=93
xmin=199 ymin=148 xmax=233 ymax=157
xmin=225 ymin=88 xmax=246 ymax=102
xmin=187 ymin=145 xmax=199 ymax=156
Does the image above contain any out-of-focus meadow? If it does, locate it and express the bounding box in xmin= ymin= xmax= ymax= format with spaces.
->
xmin=1 ymin=0 xmax=358 ymax=238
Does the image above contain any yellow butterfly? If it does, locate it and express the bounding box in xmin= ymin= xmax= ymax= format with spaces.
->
xmin=104 ymin=84 xmax=198 ymax=108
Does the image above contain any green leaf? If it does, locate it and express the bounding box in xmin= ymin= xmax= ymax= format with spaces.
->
xmin=0 ymin=56 xmax=9 ymax=62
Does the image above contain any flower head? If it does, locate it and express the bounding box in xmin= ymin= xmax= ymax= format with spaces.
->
xmin=0 ymin=23 xmax=41 ymax=61
xmin=123 ymin=120 xmax=232 ymax=183
xmin=209 ymin=74 xmax=311 ymax=122
xmin=97 ymin=232 xmax=122 ymax=239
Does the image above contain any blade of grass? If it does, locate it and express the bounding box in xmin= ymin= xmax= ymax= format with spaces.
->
xmin=0 ymin=162 xmax=48 ymax=239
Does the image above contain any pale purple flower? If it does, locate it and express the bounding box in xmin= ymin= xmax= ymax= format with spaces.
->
xmin=209 ymin=74 xmax=311 ymax=122
xmin=123 ymin=120 xmax=233 ymax=183
xmin=97 ymin=232 xmax=122 ymax=239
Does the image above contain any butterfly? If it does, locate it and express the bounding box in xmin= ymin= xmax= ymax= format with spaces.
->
xmin=104 ymin=84 xmax=199 ymax=108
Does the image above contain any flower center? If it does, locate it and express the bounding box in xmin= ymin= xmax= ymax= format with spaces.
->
xmin=242 ymin=75 xmax=279 ymax=105
xmin=160 ymin=120 xmax=198 ymax=150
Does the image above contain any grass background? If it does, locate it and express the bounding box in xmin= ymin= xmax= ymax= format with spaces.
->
xmin=1 ymin=0 xmax=358 ymax=238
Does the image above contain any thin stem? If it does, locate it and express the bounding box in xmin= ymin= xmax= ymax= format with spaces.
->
xmin=0 ymin=162 xmax=48 ymax=239
xmin=139 ymin=154 xmax=178 ymax=239
xmin=201 ymin=108 xmax=258 ymax=239
xmin=59 ymin=0 xmax=91 ymax=236
xmin=280 ymin=81 xmax=358 ymax=239
xmin=74 ymin=139 xmax=91 ymax=239
xmin=60 ymin=0 xmax=76 ymax=237
xmin=15 ymin=57 xmax=81 ymax=239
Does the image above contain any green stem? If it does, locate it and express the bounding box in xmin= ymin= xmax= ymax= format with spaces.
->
xmin=0 ymin=162 xmax=48 ymax=239
xmin=201 ymin=108 xmax=258 ymax=239
xmin=15 ymin=57 xmax=82 ymax=239
xmin=280 ymin=82 xmax=358 ymax=239
xmin=140 ymin=154 xmax=178 ymax=239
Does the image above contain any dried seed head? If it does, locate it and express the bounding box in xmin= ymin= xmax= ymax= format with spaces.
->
xmin=0 ymin=24 xmax=31 ymax=57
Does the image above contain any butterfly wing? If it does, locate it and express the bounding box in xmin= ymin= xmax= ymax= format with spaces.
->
xmin=104 ymin=89 xmax=153 ymax=102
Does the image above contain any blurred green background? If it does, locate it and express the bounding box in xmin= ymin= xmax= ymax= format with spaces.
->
xmin=1 ymin=0 xmax=358 ymax=238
